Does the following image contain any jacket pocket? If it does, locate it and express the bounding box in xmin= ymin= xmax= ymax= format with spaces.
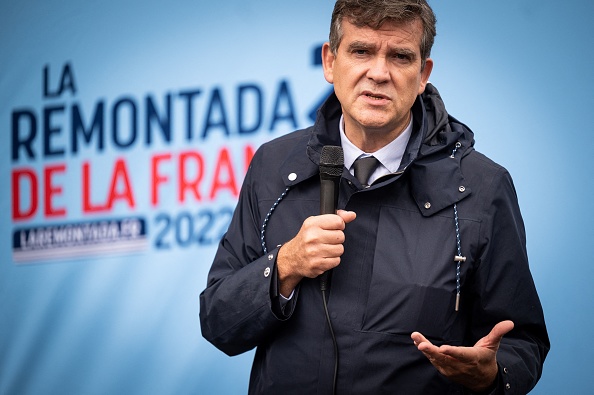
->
xmin=359 ymin=206 xmax=466 ymax=341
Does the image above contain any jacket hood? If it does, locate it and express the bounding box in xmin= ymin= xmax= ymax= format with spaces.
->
xmin=422 ymin=83 xmax=461 ymax=145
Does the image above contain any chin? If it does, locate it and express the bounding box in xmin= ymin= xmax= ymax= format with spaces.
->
xmin=357 ymin=116 xmax=390 ymax=131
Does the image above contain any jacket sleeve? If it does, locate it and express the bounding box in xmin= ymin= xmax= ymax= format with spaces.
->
xmin=469 ymin=168 xmax=550 ymax=394
xmin=199 ymin=148 xmax=296 ymax=356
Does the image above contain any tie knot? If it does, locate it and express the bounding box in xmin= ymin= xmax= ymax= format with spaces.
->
xmin=353 ymin=156 xmax=380 ymax=187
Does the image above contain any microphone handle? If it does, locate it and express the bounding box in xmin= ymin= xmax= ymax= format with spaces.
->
xmin=319 ymin=176 xmax=339 ymax=215
xmin=319 ymin=175 xmax=339 ymax=290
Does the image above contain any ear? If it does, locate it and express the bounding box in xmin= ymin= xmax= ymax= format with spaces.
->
xmin=417 ymin=58 xmax=434 ymax=95
xmin=321 ymin=42 xmax=336 ymax=84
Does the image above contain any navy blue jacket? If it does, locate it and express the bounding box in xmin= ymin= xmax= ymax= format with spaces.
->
xmin=200 ymin=84 xmax=549 ymax=394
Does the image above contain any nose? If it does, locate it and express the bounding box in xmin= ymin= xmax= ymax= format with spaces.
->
xmin=366 ymin=56 xmax=390 ymax=83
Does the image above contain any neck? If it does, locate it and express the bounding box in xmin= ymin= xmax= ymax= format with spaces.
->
xmin=343 ymin=111 xmax=412 ymax=153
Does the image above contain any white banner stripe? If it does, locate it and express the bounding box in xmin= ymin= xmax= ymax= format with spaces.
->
xmin=13 ymin=238 xmax=149 ymax=263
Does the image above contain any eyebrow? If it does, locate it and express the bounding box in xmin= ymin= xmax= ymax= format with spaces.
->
xmin=346 ymin=41 xmax=375 ymax=52
xmin=387 ymin=47 xmax=417 ymax=59
xmin=346 ymin=40 xmax=418 ymax=59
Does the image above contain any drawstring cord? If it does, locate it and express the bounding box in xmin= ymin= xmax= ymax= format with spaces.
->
xmin=451 ymin=142 xmax=466 ymax=311
xmin=261 ymin=187 xmax=291 ymax=254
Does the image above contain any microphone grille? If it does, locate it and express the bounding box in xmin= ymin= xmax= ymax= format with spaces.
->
xmin=320 ymin=145 xmax=344 ymax=177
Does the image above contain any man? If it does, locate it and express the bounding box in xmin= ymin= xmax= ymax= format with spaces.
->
xmin=200 ymin=1 xmax=549 ymax=394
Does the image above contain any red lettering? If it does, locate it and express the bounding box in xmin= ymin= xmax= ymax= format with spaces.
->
xmin=11 ymin=168 xmax=38 ymax=221
xmin=151 ymin=153 xmax=171 ymax=206
xmin=209 ymin=147 xmax=238 ymax=200
xmin=106 ymin=158 xmax=135 ymax=209
xmin=44 ymin=164 xmax=67 ymax=217
xmin=178 ymin=151 xmax=204 ymax=203
xmin=83 ymin=159 xmax=135 ymax=213
xmin=83 ymin=161 xmax=108 ymax=213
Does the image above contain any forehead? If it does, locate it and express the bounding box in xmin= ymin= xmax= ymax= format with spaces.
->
xmin=340 ymin=18 xmax=423 ymax=53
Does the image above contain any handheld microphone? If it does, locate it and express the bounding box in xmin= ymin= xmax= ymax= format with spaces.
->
xmin=318 ymin=145 xmax=344 ymax=291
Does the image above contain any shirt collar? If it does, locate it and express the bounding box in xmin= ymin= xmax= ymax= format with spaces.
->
xmin=339 ymin=113 xmax=414 ymax=175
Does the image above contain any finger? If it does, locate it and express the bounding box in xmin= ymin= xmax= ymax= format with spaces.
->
xmin=305 ymin=214 xmax=343 ymax=231
xmin=411 ymin=336 xmax=451 ymax=369
xmin=476 ymin=320 xmax=515 ymax=349
xmin=336 ymin=209 xmax=356 ymax=224
xmin=321 ymin=256 xmax=342 ymax=271
xmin=490 ymin=320 xmax=515 ymax=341
xmin=411 ymin=332 xmax=439 ymax=354
xmin=316 ymin=229 xmax=346 ymax=245
xmin=411 ymin=331 xmax=431 ymax=346
xmin=320 ymin=244 xmax=345 ymax=259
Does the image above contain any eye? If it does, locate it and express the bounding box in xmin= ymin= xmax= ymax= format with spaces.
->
xmin=394 ymin=53 xmax=411 ymax=61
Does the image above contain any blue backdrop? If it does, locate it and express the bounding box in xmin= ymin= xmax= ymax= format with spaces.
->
xmin=1 ymin=1 xmax=592 ymax=394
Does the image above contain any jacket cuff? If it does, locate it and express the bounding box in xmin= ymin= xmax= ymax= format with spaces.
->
xmin=269 ymin=247 xmax=298 ymax=320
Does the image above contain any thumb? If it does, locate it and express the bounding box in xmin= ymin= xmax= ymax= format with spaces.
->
xmin=477 ymin=320 xmax=515 ymax=350
xmin=337 ymin=209 xmax=356 ymax=224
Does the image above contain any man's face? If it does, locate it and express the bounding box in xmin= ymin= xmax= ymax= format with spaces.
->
xmin=322 ymin=18 xmax=433 ymax=150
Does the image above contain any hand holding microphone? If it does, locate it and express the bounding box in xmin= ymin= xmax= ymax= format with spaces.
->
xmin=276 ymin=146 xmax=355 ymax=297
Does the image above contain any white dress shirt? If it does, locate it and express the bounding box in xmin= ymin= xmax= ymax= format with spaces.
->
xmin=339 ymin=113 xmax=413 ymax=185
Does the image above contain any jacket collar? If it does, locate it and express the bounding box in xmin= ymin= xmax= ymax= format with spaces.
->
xmin=278 ymin=85 xmax=474 ymax=216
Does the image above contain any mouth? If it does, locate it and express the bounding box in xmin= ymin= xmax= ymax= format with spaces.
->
xmin=361 ymin=91 xmax=389 ymax=101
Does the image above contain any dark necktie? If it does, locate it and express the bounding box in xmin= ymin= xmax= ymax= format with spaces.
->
xmin=353 ymin=156 xmax=380 ymax=188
